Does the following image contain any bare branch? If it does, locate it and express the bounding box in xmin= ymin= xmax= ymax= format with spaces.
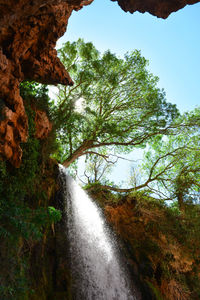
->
xmin=145 ymin=186 xmax=172 ymax=201
xmin=83 ymin=151 xmax=118 ymax=164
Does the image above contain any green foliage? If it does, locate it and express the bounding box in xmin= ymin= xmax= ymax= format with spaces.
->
xmin=141 ymin=108 xmax=200 ymax=209
xmin=21 ymin=81 xmax=59 ymax=160
xmin=48 ymin=206 xmax=62 ymax=223
xmin=51 ymin=39 xmax=178 ymax=167
xmin=0 ymin=81 xmax=61 ymax=299
xmin=20 ymin=81 xmax=50 ymax=114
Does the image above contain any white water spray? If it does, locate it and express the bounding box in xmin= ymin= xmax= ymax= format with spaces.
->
xmin=60 ymin=166 xmax=137 ymax=300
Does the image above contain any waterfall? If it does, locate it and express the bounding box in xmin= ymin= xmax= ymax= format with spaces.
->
xmin=60 ymin=166 xmax=138 ymax=300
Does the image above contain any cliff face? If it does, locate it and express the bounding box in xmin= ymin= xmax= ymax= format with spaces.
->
xmin=0 ymin=0 xmax=91 ymax=167
xmin=103 ymin=194 xmax=200 ymax=299
xmin=0 ymin=0 xmax=200 ymax=167
xmin=112 ymin=0 xmax=200 ymax=18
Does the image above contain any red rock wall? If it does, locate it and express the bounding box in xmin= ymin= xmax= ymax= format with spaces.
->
xmin=0 ymin=0 xmax=92 ymax=167
xmin=34 ymin=109 xmax=52 ymax=140
xmin=0 ymin=0 xmax=199 ymax=167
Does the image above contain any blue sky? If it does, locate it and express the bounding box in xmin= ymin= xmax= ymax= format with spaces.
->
xmin=56 ymin=0 xmax=200 ymax=185
xmin=57 ymin=0 xmax=200 ymax=113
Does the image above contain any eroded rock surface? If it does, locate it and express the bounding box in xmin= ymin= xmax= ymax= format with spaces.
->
xmin=34 ymin=109 xmax=52 ymax=140
xmin=0 ymin=0 xmax=92 ymax=166
xmin=112 ymin=0 xmax=200 ymax=18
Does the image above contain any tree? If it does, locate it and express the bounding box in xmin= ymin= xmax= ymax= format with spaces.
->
xmin=77 ymin=150 xmax=115 ymax=186
xmin=82 ymin=108 xmax=200 ymax=209
xmin=139 ymin=108 xmax=200 ymax=211
xmin=52 ymin=39 xmax=178 ymax=168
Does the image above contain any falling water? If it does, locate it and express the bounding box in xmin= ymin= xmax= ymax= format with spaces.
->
xmin=60 ymin=166 xmax=138 ymax=300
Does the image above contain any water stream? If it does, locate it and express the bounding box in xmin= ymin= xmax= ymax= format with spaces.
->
xmin=60 ymin=166 xmax=137 ymax=300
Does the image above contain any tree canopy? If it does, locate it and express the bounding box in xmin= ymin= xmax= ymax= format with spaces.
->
xmin=140 ymin=108 xmax=200 ymax=209
xmin=52 ymin=39 xmax=178 ymax=168
xmin=88 ymin=107 xmax=200 ymax=211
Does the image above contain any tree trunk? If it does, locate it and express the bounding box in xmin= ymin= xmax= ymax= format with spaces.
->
xmin=177 ymin=192 xmax=185 ymax=213
xmin=62 ymin=140 xmax=93 ymax=168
